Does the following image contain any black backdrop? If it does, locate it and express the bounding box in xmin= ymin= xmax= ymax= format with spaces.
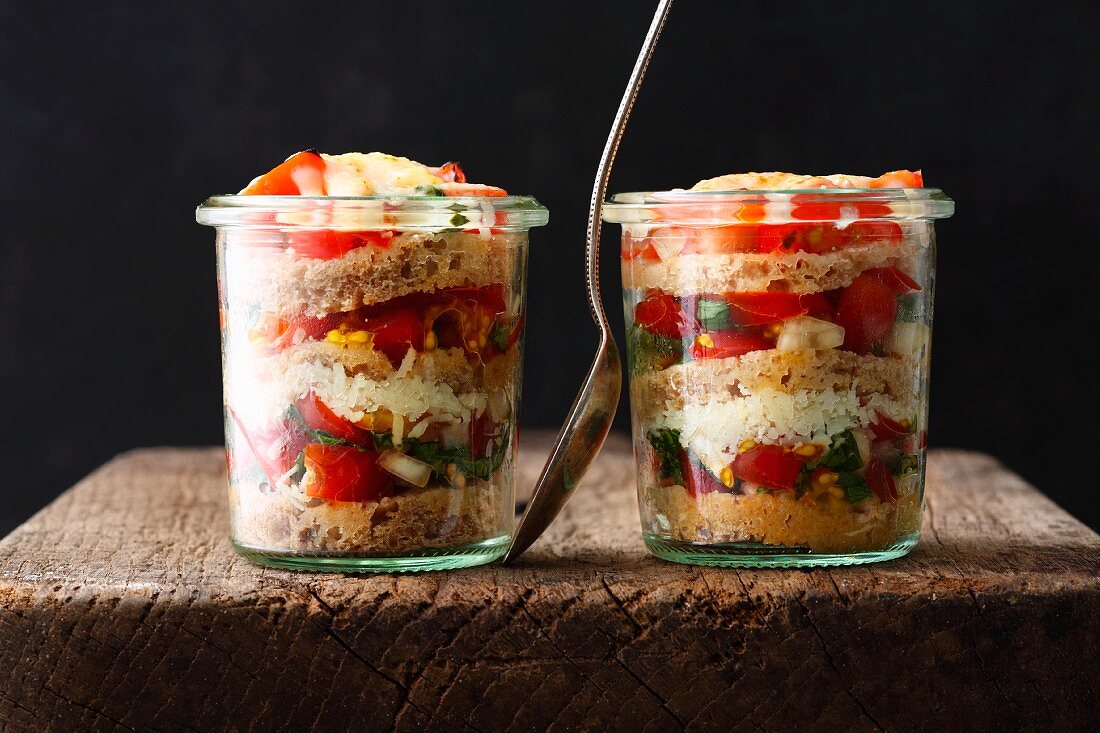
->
xmin=1 ymin=1 xmax=1097 ymax=535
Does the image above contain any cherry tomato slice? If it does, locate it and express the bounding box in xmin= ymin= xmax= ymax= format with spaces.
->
xmin=868 ymin=170 xmax=923 ymax=188
xmin=240 ymin=151 xmax=326 ymax=196
xmin=690 ymin=331 xmax=772 ymax=360
xmin=286 ymin=230 xmax=394 ymax=260
xmin=635 ymin=290 xmax=691 ymax=339
xmin=731 ymin=445 xmax=808 ymax=491
xmin=295 ymin=393 xmax=367 ymax=444
xmin=303 ymin=444 xmax=393 ymax=503
xmin=835 ymin=270 xmax=903 ymax=353
xmin=865 ymin=458 xmax=899 ymax=502
xmin=430 ymin=161 xmax=467 ymax=183
xmin=367 ymin=308 xmax=424 ymax=365
xmin=725 ymin=292 xmax=833 ymax=326
xmin=438 ymin=182 xmax=508 ymax=197
xmin=870 ymin=412 xmax=909 ymax=442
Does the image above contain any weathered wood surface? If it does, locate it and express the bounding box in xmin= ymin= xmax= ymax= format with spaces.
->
xmin=0 ymin=433 xmax=1097 ymax=732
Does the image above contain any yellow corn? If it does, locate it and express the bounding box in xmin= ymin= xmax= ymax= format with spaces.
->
xmin=478 ymin=335 xmax=487 ymax=349
xmin=424 ymin=331 xmax=438 ymax=350
xmin=346 ymin=330 xmax=371 ymax=344
xmin=326 ymin=329 xmax=346 ymax=345
xmin=828 ymin=486 xmax=845 ymax=499
xmin=794 ymin=443 xmax=819 ymax=457
xmin=720 ymin=466 xmax=735 ymax=488
xmin=453 ymin=471 xmax=467 ymax=490
xmin=695 ymin=333 xmax=715 ymax=349
xmin=817 ymin=471 xmax=838 ymax=486
xmin=480 ymin=314 xmax=492 ymax=329
xmin=466 ymin=339 xmax=479 ymax=351
xmin=738 ymin=439 xmax=757 ymax=453
xmin=900 ymin=417 xmax=912 ymax=430
xmin=445 ymin=463 xmax=457 ymax=480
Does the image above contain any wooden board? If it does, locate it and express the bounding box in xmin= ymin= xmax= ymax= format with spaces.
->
xmin=0 ymin=433 xmax=1097 ymax=732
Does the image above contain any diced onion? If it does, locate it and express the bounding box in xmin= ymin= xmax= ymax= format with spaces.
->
xmin=488 ymin=389 xmax=511 ymax=422
xmin=776 ymin=316 xmax=845 ymax=352
xmin=852 ymin=428 xmax=873 ymax=467
xmin=888 ymin=323 xmax=930 ymax=356
xmin=378 ymin=450 xmax=432 ymax=487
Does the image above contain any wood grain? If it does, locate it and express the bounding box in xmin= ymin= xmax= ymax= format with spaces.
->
xmin=0 ymin=433 xmax=1097 ymax=732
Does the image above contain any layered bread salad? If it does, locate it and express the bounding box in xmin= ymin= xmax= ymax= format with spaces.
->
xmin=217 ymin=152 xmax=534 ymax=556
xmin=615 ymin=170 xmax=932 ymax=555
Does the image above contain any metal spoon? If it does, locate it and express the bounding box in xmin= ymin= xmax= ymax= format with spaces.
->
xmin=503 ymin=0 xmax=675 ymax=563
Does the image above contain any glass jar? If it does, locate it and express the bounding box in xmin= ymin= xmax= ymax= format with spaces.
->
xmin=197 ymin=194 xmax=548 ymax=571
xmin=604 ymin=188 xmax=953 ymax=566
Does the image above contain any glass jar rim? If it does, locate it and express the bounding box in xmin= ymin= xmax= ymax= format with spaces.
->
xmin=602 ymin=188 xmax=954 ymax=224
xmin=196 ymin=194 xmax=549 ymax=230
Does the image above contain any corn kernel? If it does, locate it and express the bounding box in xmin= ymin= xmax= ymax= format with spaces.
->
xmin=817 ymin=471 xmax=838 ymax=486
xmin=695 ymin=333 xmax=715 ymax=349
xmin=424 ymin=331 xmax=438 ymax=350
xmin=828 ymin=486 xmax=845 ymax=499
xmin=738 ymin=439 xmax=757 ymax=453
xmin=720 ymin=466 xmax=735 ymax=488
xmin=466 ymin=339 xmax=479 ymax=351
xmin=900 ymin=417 xmax=912 ymax=430
xmin=480 ymin=314 xmax=492 ymax=329
xmin=794 ymin=443 xmax=819 ymax=457
xmin=478 ymin=335 xmax=487 ymax=349
xmin=453 ymin=471 xmax=467 ymax=490
xmin=346 ymin=330 xmax=371 ymax=344
xmin=326 ymin=329 xmax=346 ymax=344
xmin=445 ymin=463 xmax=457 ymax=480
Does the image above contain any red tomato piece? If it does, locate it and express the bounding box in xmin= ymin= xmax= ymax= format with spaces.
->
xmin=303 ymin=444 xmax=393 ymax=503
xmin=367 ymin=308 xmax=425 ymax=365
xmin=683 ymin=225 xmax=758 ymax=255
xmin=295 ymin=393 xmax=367 ymax=444
xmin=690 ymin=331 xmax=773 ymax=360
xmin=430 ymin=161 xmax=467 ymax=183
xmin=731 ymin=445 xmax=808 ymax=491
xmin=724 ymin=292 xmax=833 ymax=326
xmin=846 ymin=220 xmax=904 ymax=246
xmin=870 ymin=412 xmax=909 ymax=442
xmin=754 ymin=222 xmax=846 ymax=254
xmin=240 ymin=151 xmax=326 ymax=196
xmin=680 ymin=448 xmax=728 ymax=498
xmin=865 ymin=458 xmax=899 ymax=502
xmin=835 ymin=268 xmax=918 ymax=354
xmin=634 ymin=290 xmax=691 ymax=339
xmin=286 ymin=230 xmax=394 ymax=260
xmin=868 ymin=170 xmax=924 ymax=189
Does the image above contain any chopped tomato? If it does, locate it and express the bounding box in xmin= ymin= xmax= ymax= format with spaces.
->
xmin=240 ymin=151 xmax=326 ymax=196
xmin=621 ymin=231 xmax=662 ymax=261
xmin=430 ymin=161 xmax=467 ymax=183
xmin=865 ymin=458 xmax=898 ymax=502
xmin=635 ymin=290 xmax=690 ymax=339
xmin=286 ymin=230 xmax=394 ymax=260
xmin=754 ymin=222 xmax=846 ymax=254
xmin=680 ymin=449 xmax=728 ymax=498
xmin=835 ymin=268 xmax=918 ymax=353
xmin=367 ymin=308 xmax=424 ymax=365
xmin=228 ymin=407 xmax=307 ymax=483
xmin=870 ymin=412 xmax=909 ymax=442
xmin=846 ymin=220 xmax=904 ymax=246
xmin=295 ymin=393 xmax=367 ymax=444
xmin=868 ymin=170 xmax=923 ymax=189
xmin=438 ymin=182 xmax=508 ymax=197
xmin=725 ymin=292 xmax=832 ymax=326
xmin=731 ymin=445 xmax=808 ymax=491
xmin=303 ymin=444 xmax=393 ymax=503
xmin=690 ymin=331 xmax=772 ymax=360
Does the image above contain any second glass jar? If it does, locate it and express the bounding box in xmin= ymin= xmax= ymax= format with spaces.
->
xmin=604 ymin=189 xmax=953 ymax=567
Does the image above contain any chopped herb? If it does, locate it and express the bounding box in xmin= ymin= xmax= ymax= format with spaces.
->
xmin=647 ymin=428 xmax=684 ymax=485
xmin=289 ymin=451 xmax=306 ymax=484
xmin=284 ymin=405 xmax=364 ymax=450
xmin=400 ymin=423 xmax=512 ymax=482
xmin=885 ymin=452 xmax=920 ymax=478
xmin=414 ymin=184 xmax=444 ymax=196
xmin=627 ymin=324 xmax=683 ymax=374
xmin=807 ymin=430 xmax=863 ymax=472
xmin=836 ymin=471 xmax=872 ymax=503
xmin=449 ymin=212 xmax=470 ymax=227
xmin=447 ymin=202 xmax=467 ymax=212
xmin=489 ymin=322 xmax=511 ymax=351
xmin=896 ymin=294 xmax=920 ymax=321
xmin=696 ymin=298 xmax=733 ymax=331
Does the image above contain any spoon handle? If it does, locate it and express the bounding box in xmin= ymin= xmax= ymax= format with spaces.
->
xmin=503 ymin=0 xmax=675 ymax=563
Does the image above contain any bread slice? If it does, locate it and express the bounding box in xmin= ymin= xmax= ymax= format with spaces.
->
xmin=224 ymin=231 xmax=524 ymax=317
xmin=622 ymin=241 xmax=918 ymax=295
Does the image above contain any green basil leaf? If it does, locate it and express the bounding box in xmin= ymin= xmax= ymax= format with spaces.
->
xmin=696 ymin=298 xmax=733 ymax=331
xmin=647 ymin=428 xmax=684 ymax=485
xmin=836 ymin=471 xmax=872 ymax=503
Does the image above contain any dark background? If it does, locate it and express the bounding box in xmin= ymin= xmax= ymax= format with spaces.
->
xmin=1 ymin=1 xmax=1097 ymax=535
